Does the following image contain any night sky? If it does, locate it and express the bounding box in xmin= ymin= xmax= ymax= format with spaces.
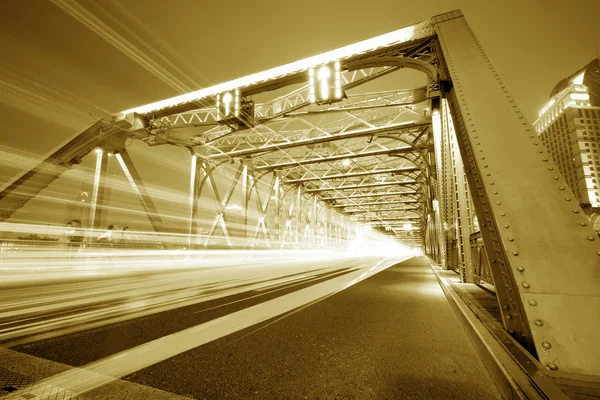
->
xmin=1 ymin=0 xmax=599 ymax=229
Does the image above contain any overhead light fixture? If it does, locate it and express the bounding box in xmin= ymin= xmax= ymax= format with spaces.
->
xmin=342 ymin=159 xmax=351 ymax=166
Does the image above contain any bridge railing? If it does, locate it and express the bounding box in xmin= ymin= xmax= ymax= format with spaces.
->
xmin=469 ymin=231 xmax=494 ymax=286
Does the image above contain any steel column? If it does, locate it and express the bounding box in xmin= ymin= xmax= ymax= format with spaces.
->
xmin=115 ymin=149 xmax=164 ymax=235
xmin=435 ymin=11 xmax=600 ymax=374
xmin=88 ymin=149 xmax=108 ymax=235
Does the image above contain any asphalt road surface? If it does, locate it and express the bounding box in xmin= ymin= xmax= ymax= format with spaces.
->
xmin=4 ymin=256 xmax=501 ymax=399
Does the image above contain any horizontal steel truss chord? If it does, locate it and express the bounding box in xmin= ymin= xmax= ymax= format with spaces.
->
xmin=284 ymin=167 xmax=420 ymax=184
xmin=320 ymin=191 xmax=419 ymax=201
xmin=204 ymin=122 xmax=429 ymax=160
xmin=254 ymin=147 xmax=423 ymax=171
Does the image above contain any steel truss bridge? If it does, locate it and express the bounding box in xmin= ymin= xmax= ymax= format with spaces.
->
xmin=1 ymin=8 xmax=599 ymax=383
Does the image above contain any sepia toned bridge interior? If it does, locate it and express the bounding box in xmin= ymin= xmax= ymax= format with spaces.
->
xmin=1 ymin=9 xmax=599 ymax=400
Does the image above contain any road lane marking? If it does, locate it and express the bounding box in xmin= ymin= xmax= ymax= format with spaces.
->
xmin=14 ymin=256 xmax=410 ymax=399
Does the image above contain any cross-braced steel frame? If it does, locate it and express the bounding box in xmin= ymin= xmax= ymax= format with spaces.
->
xmin=0 ymin=9 xmax=599 ymax=376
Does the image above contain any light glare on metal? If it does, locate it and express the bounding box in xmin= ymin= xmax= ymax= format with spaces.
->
xmin=120 ymin=25 xmax=417 ymax=115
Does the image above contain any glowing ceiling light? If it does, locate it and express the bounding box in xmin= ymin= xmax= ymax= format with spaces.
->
xmin=225 ymin=204 xmax=242 ymax=210
xmin=342 ymin=159 xmax=351 ymax=166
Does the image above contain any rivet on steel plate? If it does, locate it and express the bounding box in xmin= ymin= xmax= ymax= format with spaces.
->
xmin=579 ymin=222 xmax=587 ymax=226
xmin=508 ymin=237 xmax=514 ymax=242
xmin=534 ymin=320 xmax=544 ymax=326
xmin=496 ymin=201 xmax=501 ymax=205
xmin=521 ymin=281 xmax=530 ymax=288
xmin=565 ymin=198 xmax=571 ymax=202
xmin=588 ymin=236 xmax=596 ymax=241
xmin=572 ymin=209 xmax=579 ymax=214
xmin=553 ymin=177 xmax=559 ymax=180
xmin=516 ymin=266 xmax=524 ymax=272
xmin=559 ymin=187 xmax=565 ymax=190
xmin=546 ymin=362 xmax=558 ymax=371
xmin=513 ymin=251 xmax=519 ymax=256
xmin=506 ymin=314 xmax=512 ymax=319
xmin=548 ymin=167 xmax=554 ymax=170
xmin=500 ymin=212 xmax=506 ymax=216
xmin=528 ymin=299 xmax=538 ymax=306
xmin=542 ymin=342 xmax=552 ymax=350
xmin=504 ymin=224 xmax=510 ymax=228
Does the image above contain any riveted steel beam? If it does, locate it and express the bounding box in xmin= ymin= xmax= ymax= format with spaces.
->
xmin=284 ymin=167 xmax=420 ymax=184
xmin=321 ymin=191 xmax=418 ymax=201
xmin=435 ymin=11 xmax=600 ymax=374
xmin=304 ymin=181 xmax=418 ymax=193
xmin=206 ymin=122 xmax=428 ymax=160
xmin=332 ymin=200 xmax=420 ymax=208
xmin=345 ymin=207 xmax=421 ymax=213
xmin=254 ymin=147 xmax=421 ymax=171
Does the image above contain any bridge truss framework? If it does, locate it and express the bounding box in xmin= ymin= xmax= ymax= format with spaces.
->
xmin=0 ymin=9 xmax=599 ymax=377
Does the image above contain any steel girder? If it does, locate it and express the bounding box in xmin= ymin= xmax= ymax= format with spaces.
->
xmin=432 ymin=10 xmax=600 ymax=374
xmin=3 ymin=9 xmax=598 ymax=374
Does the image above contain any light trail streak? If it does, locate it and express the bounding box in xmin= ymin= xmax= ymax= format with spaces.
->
xmin=5 ymin=254 xmax=410 ymax=398
xmin=50 ymin=0 xmax=193 ymax=94
xmin=0 ymin=247 xmax=407 ymax=344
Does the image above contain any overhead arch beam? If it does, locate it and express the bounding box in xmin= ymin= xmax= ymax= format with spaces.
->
xmin=347 ymin=56 xmax=439 ymax=81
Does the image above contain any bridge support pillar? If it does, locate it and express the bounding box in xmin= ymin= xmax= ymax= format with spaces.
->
xmin=188 ymin=154 xmax=202 ymax=250
xmin=88 ymin=149 xmax=108 ymax=237
xmin=434 ymin=10 xmax=600 ymax=374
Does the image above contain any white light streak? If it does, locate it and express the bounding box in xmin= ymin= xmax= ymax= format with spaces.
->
xmin=12 ymin=254 xmax=410 ymax=397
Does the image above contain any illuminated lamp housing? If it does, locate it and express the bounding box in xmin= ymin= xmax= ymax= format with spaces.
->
xmin=308 ymin=61 xmax=345 ymax=105
xmin=216 ymin=89 xmax=255 ymax=129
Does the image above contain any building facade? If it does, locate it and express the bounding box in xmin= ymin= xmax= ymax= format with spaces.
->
xmin=534 ymin=59 xmax=600 ymax=213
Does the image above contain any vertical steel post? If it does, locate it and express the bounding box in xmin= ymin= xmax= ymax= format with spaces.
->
xmin=432 ymin=105 xmax=448 ymax=267
xmin=435 ymin=11 xmax=600 ymax=373
xmin=446 ymin=100 xmax=474 ymax=282
xmin=88 ymin=149 xmax=108 ymax=238
xmin=273 ymin=174 xmax=280 ymax=244
xmin=188 ymin=155 xmax=202 ymax=249
xmin=242 ymin=163 xmax=248 ymax=247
